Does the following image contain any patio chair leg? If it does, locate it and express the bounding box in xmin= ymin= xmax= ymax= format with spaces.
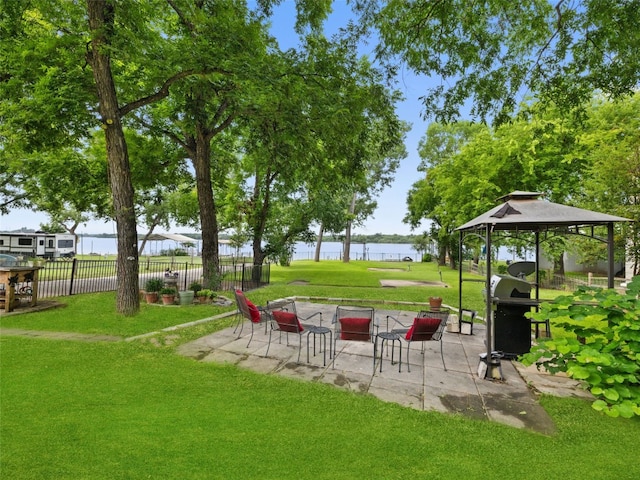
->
xmin=235 ymin=316 xmax=245 ymax=339
xmin=440 ymin=341 xmax=447 ymax=371
xmin=265 ymin=330 xmax=272 ymax=358
xmin=246 ymin=322 xmax=254 ymax=348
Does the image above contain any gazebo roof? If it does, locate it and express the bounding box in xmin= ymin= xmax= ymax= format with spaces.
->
xmin=139 ymin=233 xmax=197 ymax=243
xmin=139 ymin=233 xmax=232 ymax=245
xmin=456 ymin=191 xmax=631 ymax=232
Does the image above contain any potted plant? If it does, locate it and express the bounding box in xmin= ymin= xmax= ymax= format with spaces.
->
xmin=196 ymin=289 xmax=214 ymax=304
xmin=178 ymin=289 xmax=195 ymax=305
xmin=429 ymin=296 xmax=443 ymax=311
xmin=188 ymin=281 xmax=203 ymax=295
xmin=144 ymin=278 xmax=164 ymax=304
xmin=160 ymin=287 xmax=176 ymax=305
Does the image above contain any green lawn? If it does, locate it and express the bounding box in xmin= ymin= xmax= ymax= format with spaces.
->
xmin=2 ymin=260 xmax=638 ymax=479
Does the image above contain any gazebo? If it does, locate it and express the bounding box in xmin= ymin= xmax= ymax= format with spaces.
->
xmin=455 ymin=191 xmax=631 ymax=379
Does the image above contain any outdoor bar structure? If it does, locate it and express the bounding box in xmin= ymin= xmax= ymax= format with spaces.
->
xmin=455 ymin=191 xmax=631 ymax=380
xmin=0 ymin=265 xmax=42 ymax=313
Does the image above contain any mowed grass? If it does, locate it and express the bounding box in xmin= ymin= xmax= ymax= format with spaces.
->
xmin=3 ymin=337 xmax=640 ymax=479
xmin=2 ymin=260 xmax=638 ymax=479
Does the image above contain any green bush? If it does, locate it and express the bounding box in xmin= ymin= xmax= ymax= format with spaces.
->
xmin=144 ymin=278 xmax=164 ymax=292
xmin=521 ymin=276 xmax=640 ymax=418
xmin=422 ymin=253 xmax=433 ymax=262
xmin=196 ymin=289 xmax=215 ymax=299
xmin=159 ymin=248 xmax=188 ymax=256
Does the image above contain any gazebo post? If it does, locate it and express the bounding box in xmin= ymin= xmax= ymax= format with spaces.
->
xmin=458 ymin=230 xmax=463 ymax=318
xmin=479 ymin=223 xmax=503 ymax=380
xmin=535 ymin=231 xmax=540 ymax=301
xmin=608 ymin=223 xmax=615 ymax=289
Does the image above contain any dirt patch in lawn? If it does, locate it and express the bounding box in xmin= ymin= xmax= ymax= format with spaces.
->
xmin=368 ymin=268 xmax=406 ymax=272
xmin=380 ymin=280 xmax=448 ymax=288
xmin=289 ymin=280 xmax=310 ymax=285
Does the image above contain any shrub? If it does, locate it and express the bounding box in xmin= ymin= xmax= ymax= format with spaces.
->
xmin=188 ymin=281 xmax=203 ymax=294
xmin=422 ymin=253 xmax=433 ymax=262
xmin=159 ymin=248 xmax=188 ymax=256
xmin=144 ymin=278 xmax=164 ymax=292
xmin=159 ymin=287 xmax=176 ymax=295
xmin=196 ymin=289 xmax=215 ymax=299
xmin=521 ymin=276 xmax=640 ymax=418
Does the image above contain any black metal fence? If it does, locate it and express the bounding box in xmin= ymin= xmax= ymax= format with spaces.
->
xmin=9 ymin=259 xmax=270 ymax=299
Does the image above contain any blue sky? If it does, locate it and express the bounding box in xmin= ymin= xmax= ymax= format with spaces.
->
xmin=0 ymin=1 xmax=437 ymax=236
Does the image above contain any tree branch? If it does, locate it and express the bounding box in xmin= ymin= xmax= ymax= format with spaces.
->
xmin=119 ymin=68 xmax=231 ymax=117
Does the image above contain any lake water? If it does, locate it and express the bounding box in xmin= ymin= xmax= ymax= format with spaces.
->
xmin=77 ymin=236 xmax=422 ymax=261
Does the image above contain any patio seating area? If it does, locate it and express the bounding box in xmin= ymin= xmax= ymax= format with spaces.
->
xmin=177 ymin=300 xmax=592 ymax=435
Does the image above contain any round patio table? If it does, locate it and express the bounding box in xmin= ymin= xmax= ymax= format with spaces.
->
xmin=374 ymin=331 xmax=402 ymax=373
xmin=306 ymin=325 xmax=332 ymax=366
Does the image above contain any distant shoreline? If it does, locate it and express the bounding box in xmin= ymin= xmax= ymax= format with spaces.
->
xmin=78 ymin=232 xmax=423 ymax=244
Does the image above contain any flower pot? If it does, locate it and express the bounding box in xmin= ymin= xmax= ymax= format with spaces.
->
xmin=429 ymin=296 xmax=442 ymax=311
xmin=145 ymin=292 xmax=159 ymax=304
xmin=179 ymin=290 xmax=195 ymax=305
xmin=162 ymin=294 xmax=175 ymax=305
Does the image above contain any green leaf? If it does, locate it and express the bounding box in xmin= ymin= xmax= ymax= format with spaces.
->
xmin=557 ymin=343 xmax=572 ymax=355
xmin=567 ymin=365 xmax=591 ymax=380
xmin=591 ymin=399 xmax=608 ymax=411
xmin=604 ymin=388 xmax=620 ymax=401
xmin=613 ymin=402 xmax=636 ymax=419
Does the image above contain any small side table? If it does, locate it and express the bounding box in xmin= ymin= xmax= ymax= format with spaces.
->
xmin=374 ymin=332 xmax=402 ymax=373
xmin=306 ymin=325 xmax=332 ymax=366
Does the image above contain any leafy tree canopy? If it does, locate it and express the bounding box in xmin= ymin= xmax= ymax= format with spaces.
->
xmin=353 ymin=0 xmax=640 ymax=124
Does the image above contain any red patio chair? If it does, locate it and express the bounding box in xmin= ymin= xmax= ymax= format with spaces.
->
xmin=233 ymin=289 xmax=268 ymax=347
xmin=332 ymin=305 xmax=376 ymax=369
xmin=391 ymin=309 xmax=449 ymax=372
xmin=265 ymin=299 xmax=323 ymax=364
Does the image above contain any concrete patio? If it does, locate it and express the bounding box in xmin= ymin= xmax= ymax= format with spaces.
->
xmin=177 ymin=301 xmax=592 ymax=435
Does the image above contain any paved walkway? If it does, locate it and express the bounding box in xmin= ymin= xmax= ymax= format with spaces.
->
xmin=176 ymin=301 xmax=592 ymax=435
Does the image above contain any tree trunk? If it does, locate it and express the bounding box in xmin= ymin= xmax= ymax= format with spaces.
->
xmin=253 ymin=238 xmax=266 ymax=266
xmin=314 ymin=224 xmax=324 ymax=262
xmin=250 ymin=169 xmax=270 ymax=267
xmin=554 ymin=252 xmax=565 ymax=276
xmin=87 ymin=0 xmax=139 ymax=315
xmin=343 ymin=192 xmax=356 ymax=263
xmin=138 ymin=224 xmax=158 ymax=257
xmin=193 ymin=130 xmax=220 ymax=288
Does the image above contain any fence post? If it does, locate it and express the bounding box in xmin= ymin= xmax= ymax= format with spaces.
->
xmin=241 ymin=263 xmax=246 ymax=291
xmin=69 ymin=258 xmax=77 ymax=296
xmin=183 ymin=262 xmax=188 ymax=290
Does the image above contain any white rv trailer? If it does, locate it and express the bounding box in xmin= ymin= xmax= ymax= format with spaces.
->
xmin=0 ymin=232 xmax=76 ymax=259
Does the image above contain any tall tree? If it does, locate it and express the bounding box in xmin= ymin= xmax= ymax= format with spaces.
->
xmin=230 ymin=35 xmax=404 ymax=266
xmin=576 ymin=93 xmax=640 ymax=274
xmin=1 ymin=1 xmax=222 ymax=313
xmin=131 ymin=0 xmax=272 ymax=286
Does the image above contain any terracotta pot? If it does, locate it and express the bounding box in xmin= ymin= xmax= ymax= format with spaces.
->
xmin=162 ymin=294 xmax=175 ymax=305
xmin=429 ymin=296 xmax=442 ymax=311
xmin=145 ymin=292 xmax=159 ymax=304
